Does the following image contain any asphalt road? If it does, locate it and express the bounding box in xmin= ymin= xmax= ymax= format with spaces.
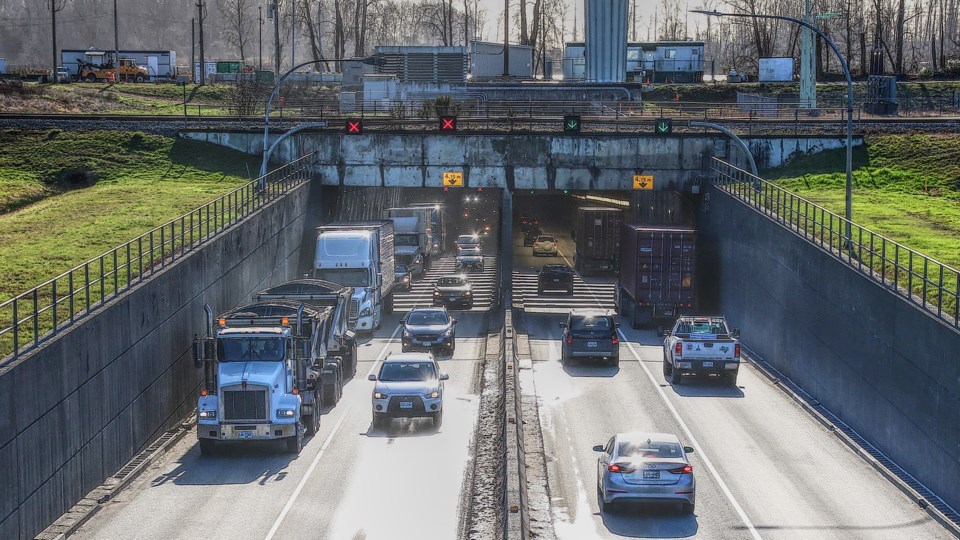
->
xmin=520 ymin=225 xmax=952 ymax=539
xmin=73 ymin=256 xmax=493 ymax=540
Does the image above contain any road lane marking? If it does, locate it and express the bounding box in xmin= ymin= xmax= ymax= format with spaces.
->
xmin=619 ymin=334 xmax=763 ymax=540
xmin=364 ymin=323 xmax=404 ymax=378
xmin=263 ymin=409 xmax=351 ymax=540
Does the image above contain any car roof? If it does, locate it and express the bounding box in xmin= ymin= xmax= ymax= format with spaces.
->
xmin=384 ymin=352 xmax=436 ymax=363
xmin=542 ymin=264 xmax=569 ymax=270
xmin=456 ymin=234 xmax=479 ymax=240
xmin=615 ymin=432 xmax=682 ymax=445
xmin=570 ymin=308 xmax=616 ymax=317
xmin=408 ymin=307 xmax=448 ymax=315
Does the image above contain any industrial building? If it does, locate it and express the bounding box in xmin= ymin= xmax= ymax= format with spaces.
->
xmin=563 ymin=40 xmax=705 ymax=83
xmin=372 ymin=46 xmax=468 ymax=84
xmin=61 ymin=49 xmax=177 ymax=80
xmin=469 ymin=41 xmax=533 ymax=80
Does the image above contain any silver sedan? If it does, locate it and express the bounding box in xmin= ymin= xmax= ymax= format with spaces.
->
xmin=594 ymin=432 xmax=696 ymax=513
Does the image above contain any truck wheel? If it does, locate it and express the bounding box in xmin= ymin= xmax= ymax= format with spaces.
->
xmin=135 ymin=74 xmax=145 ymax=83
xmin=432 ymin=410 xmax=443 ymax=429
xmin=84 ymin=73 xmax=95 ymax=82
xmin=198 ymin=438 xmax=216 ymax=456
xmin=663 ymin=355 xmax=672 ymax=377
xmin=285 ymin=434 xmax=302 ymax=454
xmin=305 ymin=392 xmax=321 ymax=435
xmin=608 ymin=356 xmax=619 ymax=368
xmin=560 ymin=350 xmax=568 ymax=366
xmin=670 ymin=366 xmax=682 ymax=385
xmin=323 ymin=378 xmax=340 ymax=406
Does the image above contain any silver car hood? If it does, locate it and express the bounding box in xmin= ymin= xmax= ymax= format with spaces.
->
xmin=376 ymin=380 xmax=439 ymax=394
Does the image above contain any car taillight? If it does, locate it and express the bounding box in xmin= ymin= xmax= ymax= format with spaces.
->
xmin=734 ymin=344 xmax=741 ymax=358
xmin=668 ymin=465 xmax=693 ymax=474
xmin=565 ymin=337 xmax=573 ymax=345
xmin=674 ymin=342 xmax=682 ymax=355
xmin=608 ymin=463 xmax=635 ymax=473
xmin=612 ymin=336 xmax=619 ymax=345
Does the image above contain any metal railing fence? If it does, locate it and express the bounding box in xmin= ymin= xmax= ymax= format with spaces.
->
xmin=0 ymin=153 xmax=316 ymax=363
xmin=710 ymin=157 xmax=960 ymax=331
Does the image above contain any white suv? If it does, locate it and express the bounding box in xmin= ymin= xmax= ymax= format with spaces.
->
xmin=369 ymin=353 xmax=448 ymax=429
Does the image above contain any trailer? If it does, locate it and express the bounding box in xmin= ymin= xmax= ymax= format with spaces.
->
xmin=573 ymin=207 xmax=624 ymax=276
xmin=61 ymin=48 xmax=177 ymax=80
xmin=616 ymin=225 xmax=696 ymax=328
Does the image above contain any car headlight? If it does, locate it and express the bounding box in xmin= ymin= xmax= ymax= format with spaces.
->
xmin=442 ymin=328 xmax=454 ymax=337
xmin=423 ymin=390 xmax=440 ymax=399
xmin=403 ymin=275 xmax=411 ymax=282
xmin=276 ymin=409 xmax=296 ymax=418
xmin=434 ymin=290 xmax=442 ymax=296
xmin=360 ymin=307 xmax=371 ymax=317
xmin=402 ymin=329 xmax=413 ymax=338
xmin=374 ymin=392 xmax=388 ymax=399
xmin=198 ymin=409 xmax=217 ymax=419
xmin=462 ymin=291 xmax=472 ymax=296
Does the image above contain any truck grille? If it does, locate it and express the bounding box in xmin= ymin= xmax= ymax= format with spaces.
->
xmin=349 ymin=299 xmax=359 ymax=324
xmin=222 ymin=388 xmax=268 ymax=421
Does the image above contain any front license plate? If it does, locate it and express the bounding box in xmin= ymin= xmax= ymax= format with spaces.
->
xmin=553 ymin=279 xmax=560 ymax=282
xmin=587 ymin=341 xmax=598 ymax=348
xmin=238 ymin=430 xmax=254 ymax=439
xmin=702 ymin=361 xmax=714 ymax=367
xmin=400 ymin=402 xmax=413 ymax=409
xmin=643 ymin=470 xmax=660 ymax=479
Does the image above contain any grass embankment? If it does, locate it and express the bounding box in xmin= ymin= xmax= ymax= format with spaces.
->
xmin=0 ymin=129 xmax=258 ymax=304
xmin=763 ymin=134 xmax=960 ymax=271
xmin=0 ymin=82 xmax=235 ymax=115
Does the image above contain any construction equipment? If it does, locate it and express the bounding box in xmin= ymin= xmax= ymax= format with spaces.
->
xmin=77 ymin=57 xmax=148 ymax=83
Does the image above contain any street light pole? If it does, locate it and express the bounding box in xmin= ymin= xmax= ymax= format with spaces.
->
xmin=692 ymin=9 xmax=855 ymax=243
xmin=259 ymin=6 xmax=263 ymax=71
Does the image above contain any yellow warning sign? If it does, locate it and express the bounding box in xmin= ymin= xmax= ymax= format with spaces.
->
xmin=633 ymin=175 xmax=654 ymax=190
xmin=443 ymin=171 xmax=464 ymax=187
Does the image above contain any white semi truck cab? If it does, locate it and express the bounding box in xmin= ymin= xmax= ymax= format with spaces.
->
xmin=314 ymin=222 xmax=395 ymax=332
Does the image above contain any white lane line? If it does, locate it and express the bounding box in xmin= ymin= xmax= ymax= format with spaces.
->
xmin=619 ymin=333 xmax=763 ymax=540
xmin=263 ymin=408 xmax=351 ymax=540
xmin=364 ymin=323 xmax=404 ymax=378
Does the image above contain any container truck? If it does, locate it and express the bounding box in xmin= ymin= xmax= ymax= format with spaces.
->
xmin=193 ymin=300 xmax=342 ymax=456
xmin=384 ymin=204 xmax=444 ymax=268
xmin=254 ymin=279 xmax=359 ymax=380
xmin=383 ymin=212 xmax=425 ymax=278
xmin=573 ymin=207 xmax=623 ymax=276
xmin=616 ymin=225 xmax=696 ymax=329
xmin=314 ymin=221 xmax=396 ymax=332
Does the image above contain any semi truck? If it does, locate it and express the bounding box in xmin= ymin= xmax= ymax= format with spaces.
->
xmin=193 ymin=300 xmax=343 ymax=455
xmin=383 ymin=205 xmax=444 ymax=268
xmin=254 ymin=278 xmax=358 ymax=383
xmin=573 ymin=207 xmax=624 ymax=276
xmin=314 ymin=221 xmax=396 ymax=332
xmin=616 ymin=225 xmax=696 ymax=329
xmin=383 ymin=213 xmax=425 ymax=278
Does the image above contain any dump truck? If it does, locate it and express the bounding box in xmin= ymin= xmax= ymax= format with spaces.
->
xmin=193 ymin=300 xmax=344 ymax=456
xmin=616 ymin=225 xmax=696 ymax=329
xmin=573 ymin=207 xmax=624 ymax=276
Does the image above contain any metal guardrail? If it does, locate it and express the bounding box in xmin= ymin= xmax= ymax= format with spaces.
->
xmin=0 ymin=153 xmax=316 ymax=363
xmin=710 ymin=157 xmax=960 ymax=331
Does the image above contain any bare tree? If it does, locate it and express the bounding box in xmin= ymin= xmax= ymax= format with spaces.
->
xmin=218 ymin=0 xmax=254 ymax=61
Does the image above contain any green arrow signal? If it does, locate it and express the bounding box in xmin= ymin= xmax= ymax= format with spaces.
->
xmin=567 ymin=119 xmax=579 ymax=129
xmin=657 ymin=122 xmax=669 ymax=132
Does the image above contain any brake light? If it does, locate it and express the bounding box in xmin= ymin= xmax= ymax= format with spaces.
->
xmin=608 ymin=463 xmax=635 ymax=473
xmin=674 ymin=342 xmax=682 ymax=355
xmin=668 ymin=465 xmax=693 ymax=474
xmin=734 ymin=343 xmax=741 ymax=358
xmin=565 ymin=337 xmax=573 ymax=345
xmin=612 ymin=336 xmax=619 ymax=345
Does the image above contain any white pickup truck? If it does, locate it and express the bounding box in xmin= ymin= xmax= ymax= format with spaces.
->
xmin=659 ymin=316 xmax=741 ymax=386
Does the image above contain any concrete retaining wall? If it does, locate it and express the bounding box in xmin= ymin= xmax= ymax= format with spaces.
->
xmin=181 ymin=131 xmax=858 ymax=191
xmin=698 ymin=184 xmax=960 ymax=511
xmin=0 ymin=183 xmax=311 ymax=539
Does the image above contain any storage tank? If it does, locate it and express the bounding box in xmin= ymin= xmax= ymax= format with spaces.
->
xmin=585 ymin=0 xmax=628 ymax=82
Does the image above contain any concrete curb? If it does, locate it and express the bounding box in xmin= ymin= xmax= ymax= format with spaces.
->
xmin=511 ymin=310 xmax=557 ymax=540
xmin=38 ymin=416 xmax=196 ymax=540
xmin=743 ymin=348 xmax=960 ymax=539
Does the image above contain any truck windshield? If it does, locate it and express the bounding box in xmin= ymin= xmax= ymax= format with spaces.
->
xmin=395 ymin=235 xmax=419 ymax=247
xmin=217 ymin=337 xmax=285 ymax=362
xmin=315 ymin=268 xmax=370 ymax=287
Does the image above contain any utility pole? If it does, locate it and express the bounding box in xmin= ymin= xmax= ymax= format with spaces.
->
xmin=197 ymin=0 xmax=206 ymax=85
xmin=502 ymin=0 xmax=509 ymax=76
xmin=50 ymin=0 xmax=57 ymax=84
xmin=191 ymin=18 xmax=196 ymax=82
xmin=113 ymin=0 xmax=120 ymax=82
xmin=272 ymin=1 xmax=281 ymax=74
xmin=800 ymin=0 xmax=816 ymax=108
xmin=259 ymin=6 xmax=263 ymax=71
xmin=290 ymin=0 xmax=295 ymax=69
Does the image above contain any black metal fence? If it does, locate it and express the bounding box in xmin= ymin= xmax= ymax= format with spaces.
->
xmin=710 ymin=157 xmax=960 ymax=331
xmin=0 ymin=153 xmax=316 ymax=363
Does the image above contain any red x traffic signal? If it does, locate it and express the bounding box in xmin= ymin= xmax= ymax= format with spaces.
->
xmin=439 ymin=115 xmax=457 ymax=132
xmin=345 ymin=119 xmax=363 ymax=134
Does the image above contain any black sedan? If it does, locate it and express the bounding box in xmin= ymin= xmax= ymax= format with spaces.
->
xmin=401 ymin=307 xmax=457 ymax=355
xmin=432 ymin=275 xmax=474 ymax=310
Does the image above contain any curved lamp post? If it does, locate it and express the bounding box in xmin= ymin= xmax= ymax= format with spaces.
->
xmin=691 ymin=9 xmax=854 ymax=243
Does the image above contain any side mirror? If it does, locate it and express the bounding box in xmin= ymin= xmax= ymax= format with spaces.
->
xmin=452 ymin=319 xmax=458 ymax=325
xmin=683 ymin=446 xmax=695 ymax=453
xmin=732 ymin=328 xmax=741 ymax=339
xmin=592 ymin=444 xmax=604 ymax=452
xmin=367 ymin=374 xmax=377 ymax=381
xmin=439 ymin=373 xmax=450 ymax=381
xmin=344 ymin=329 xmax=357 ymax=342
xmin=614 ymin=322 xmax=620 ymax=329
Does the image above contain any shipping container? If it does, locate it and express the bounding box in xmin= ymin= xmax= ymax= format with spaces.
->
xmin=573 ymin=207 xmax=623 ymax=275
xmin=470 ymin=41 xmax=533 ymax=80
xmin=585 ymin=0 xmax=628 ymax=82
xmin=617 ymin=225 xmax=696 ymax=328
